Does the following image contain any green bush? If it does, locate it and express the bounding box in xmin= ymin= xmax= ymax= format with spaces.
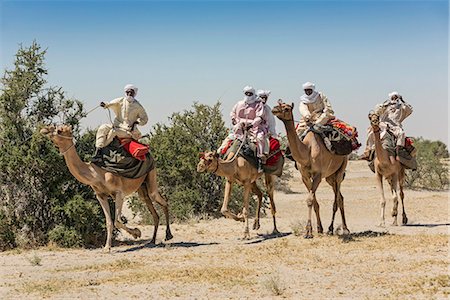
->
xmin=0 ymin=210 xmax=16 ymax=251
xmin=48 ymin=225 xmax=82 ymax=248
xmin=405 ymin=137 xmax=449 ymax=190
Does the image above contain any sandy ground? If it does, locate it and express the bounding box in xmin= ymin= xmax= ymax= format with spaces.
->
xmin=1 ymin=160 xmax=449 ymax=299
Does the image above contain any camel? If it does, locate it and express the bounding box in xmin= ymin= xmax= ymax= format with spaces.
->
xmin=40 ymin=124 xmax=173 ymax=251
xmin=197 ymin=151 xmax=279 ymax=239
xmin=272 ymin=101 xmax=349 ymax=238
xmin=369 ymin=113 xmax=407 ymax=226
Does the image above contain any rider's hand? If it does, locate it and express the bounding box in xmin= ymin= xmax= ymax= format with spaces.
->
xmin=100 ymin=101 xmax=106 ymax=108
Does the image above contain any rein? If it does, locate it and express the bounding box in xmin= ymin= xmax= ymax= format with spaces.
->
xmin=54 ymin=133 xmax=76 ymax=156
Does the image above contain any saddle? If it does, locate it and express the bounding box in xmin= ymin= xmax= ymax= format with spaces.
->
xmin=221 ymin=137 xmax=284 ymax=176
xmin=367 ymin=132 xmax=417 ymax=173
xmin=92 ymin=138 xmax=155 ymax=179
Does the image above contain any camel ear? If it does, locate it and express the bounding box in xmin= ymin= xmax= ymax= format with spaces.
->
xmin=277 ymin=99 xmax=283 ymax=106
xmin=291 ymin=102 xmax=294 ymax=109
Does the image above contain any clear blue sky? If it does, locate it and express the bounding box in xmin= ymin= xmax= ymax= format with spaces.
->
xmin=1 ymin=0 xmax=448 ymax=147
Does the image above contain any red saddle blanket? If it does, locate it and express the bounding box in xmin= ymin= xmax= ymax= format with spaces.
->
xmin=119 ymin=139 xmax=149 ymax=161
xmin=221 ymin=137 xmax=282 ymax=166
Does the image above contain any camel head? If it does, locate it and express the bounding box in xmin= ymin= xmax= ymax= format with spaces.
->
xmin=40 ymin=124 xmax=74 ymax=153
xmin=197 ymin=151 xmax=219 ymax=173
xmin=272 ymin=100 xmax=294 ymax=121
xmin=368 ymin=112 xmax=380 ymax=131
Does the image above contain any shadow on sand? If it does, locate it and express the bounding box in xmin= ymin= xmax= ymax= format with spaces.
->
xmin=338 ymin=230 xmax=390 ymax=243
xmin=404 ymin=223 xmax=450 ymax=228
xmin=117 ymin=241 xmax=219 ymax=253
xmin=245 ymin=231 xmax=292 ymax=245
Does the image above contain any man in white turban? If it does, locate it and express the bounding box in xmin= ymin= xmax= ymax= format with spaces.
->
xmin=94 ymin=84 xmax=148 ymax=157
xmin=360 ymin=91 xmax=413 ymax=163
xmin=257 ymin=89 xmax=277 ymax=138
xmin=296 ymin=82 xmax=334 ymax=136
xmin=230 ymin=85 xmax=268 ymax=171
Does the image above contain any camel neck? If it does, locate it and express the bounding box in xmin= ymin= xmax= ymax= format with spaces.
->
xmin=282 ymin=119 xmax=309 ymax=165
xmin=62 ymin=144 xmax=94 ymax=185
xmin=214 ymin=159 xmax=237 ymax=178
xmin=372 ymin=128 xmax=390 ymax=163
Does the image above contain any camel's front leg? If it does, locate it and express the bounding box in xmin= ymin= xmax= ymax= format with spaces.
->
xmin=114 ymin=192 xmax=142 ymax=239
xmin=251 ymin=182 xmax=263 ymax=230
xmin=390 ymin=176 xmax=400 ymax=226
xmin=96 ymin=193 xmax=113 ymax=252
xmin=325 ymin=177 xmax=339 ymax=235
xmin=265 ymin=174 xmax=279 ymax=235
xmin=376 ymin=172 xmax=386 ymax=227
xmin=221 ymin=180 xmax=242 ymax=221
xmin=305 ymin=174 xmax=321 ymax=239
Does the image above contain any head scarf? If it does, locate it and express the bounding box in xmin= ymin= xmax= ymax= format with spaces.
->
xmin=124 ymin=84 xmax=138 ymax=102
xmin=388 ymin=91 xmax=399 ymax=99
xmin=300 ymin=82 xmax=320 ymax=104
xmin=243 ymin=85 xmax=257 ymax=104
xmin=257 ymin=90 xmax=271 ymax=103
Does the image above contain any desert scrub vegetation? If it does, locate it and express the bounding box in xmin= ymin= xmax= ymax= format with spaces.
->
xmin=405 ymin=138 xmax=449 ymax=190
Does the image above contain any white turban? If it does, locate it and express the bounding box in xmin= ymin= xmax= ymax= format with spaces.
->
xmin=388 ymin=91 xmax=399 ymax=99
xmin=256 ymin=90 xmax=271 ymax=97
xmin=302 ymin=82 xmax=315 ymax=90
xmin=243 ymin=85 xmax=255 ymax=94
xmin=243 ymin=85 xmax=257 ymax=104
xmin=124 ymin=84 xmax=138 ymax=96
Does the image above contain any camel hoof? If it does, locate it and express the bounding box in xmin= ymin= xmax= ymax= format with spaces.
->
xmin=402 ymin=216 xmax=408 ymax=225
xmin=102 ymin=246 xmax=111 ymax=253
xmin=165 ymin=231 xmax=173 ymax=241
xmin=253 ymin=221 xmax=260 ymax=230
xmin=342 ymin=229 xmax=350 ymax=236
xmin=131 ymin=228 xmax=142 ymax=239
xmin=327 ymin=225 xmax=334 ymax=235
xmin=304 ymin=233 xmax=313 ymax=239
xmin=149 ymin=239 xmax=156 ymax=245
xmin=378 ymin=222 xmax=386 ymax=227
xmin=392 ymin=221 xmax=398 ymax=226
xmin=272 ymin=229 xmax=280 ymax=236
xmin=317 ymin=226 xmax=324 ymax=234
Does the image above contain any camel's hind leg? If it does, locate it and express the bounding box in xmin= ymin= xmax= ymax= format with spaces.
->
xmin=335 ymin=161 xmax=349 ymax=235
xmin=137 ymin=185 xmax=159 ymax=244
xmin=325 ymin=177 xmax=339 ymax=235
xmin=251 ymin=182 xmax=263 ymax=230
xmin=241 ymin=184 xmax=252 ymax=239
xmin=265 ymin=174 xmax=279 ymax=235
xmin=146 ymin=169 xmax=173 ymax=241
xmin=113 ymin=191 xmax=142 ymax=240
xmin=399 ymin=170 xmax=408 ymax=225
xmin=96 ymin=193 xmax=113 ymax=252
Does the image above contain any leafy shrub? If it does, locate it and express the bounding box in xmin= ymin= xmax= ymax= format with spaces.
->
xmin=405 ymin=137 xmax=449 ymax=190
xmin=48 ymin=225 xmax=82 ymax=248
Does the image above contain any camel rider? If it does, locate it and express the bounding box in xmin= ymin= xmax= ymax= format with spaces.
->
xmin=94 ymin=84 xmax=148 ymax=157
xmin=361 ymin=91 xmax=413 ymax=163
xmin=296 ymin=82 xmax=334 ymax=137
xmin=231 ymin=86 xmax=269 ymax=171
xmin=257 ymin=89 xmax=277 ymax=138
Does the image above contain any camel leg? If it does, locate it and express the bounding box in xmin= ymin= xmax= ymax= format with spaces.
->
xmin=399 ymin=171 xmax=408 ymax=225
xmin=137 ymin=186 xmax=159 ymax=244
xmin=96 ymin=193 xmax=113 ymax=252
xmin=221 ymin=180 xmax=243 ymax=222
xmin=326 ymin=177 xmax=338 ymax=235
xmin=242 ymin=184 xmax=251 ymax=239
xmin=305 ymin=174 xmax=321 ymax=239
xmin=113 ymin=192 xmax=142 ymax=239
xmin=376 ymin=172 xmax=386 ymax=227
xmin=265 ymin=174 xmax=279 ymax=235
xmin=251 ymin=182 xmax=263 ymax=230
xmin=312 ymin=196 xmax=323 ymax=234
xmin=146 ymin=169 xmax=173 ymax=241
xmin=390 ymin=176 xmax=399 ymax=226
xmin=336 ymin=183 xmax=349 ymax=235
